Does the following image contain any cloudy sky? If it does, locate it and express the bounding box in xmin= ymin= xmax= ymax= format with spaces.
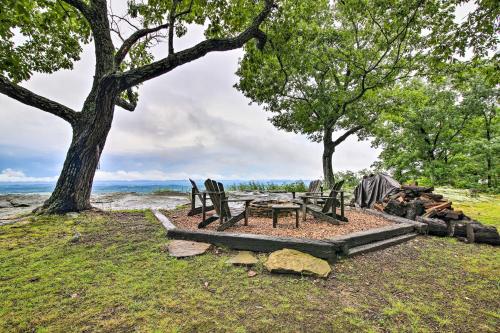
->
xmin=0 ymin=17 xmax=382 ymax=182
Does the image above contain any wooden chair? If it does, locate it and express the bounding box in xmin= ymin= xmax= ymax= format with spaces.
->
xmin=198 ymin=179 xmax=253 ymax=231
xmin=292 ymin=179 xmax=323 ymax=204
xmin=187 ymin=178 xmax=214 ymax=216
xmin=300 ymin=180 xmax=347 ymax=224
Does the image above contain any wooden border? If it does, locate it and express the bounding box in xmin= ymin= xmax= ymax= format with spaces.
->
xmin=328 ymin=223 xmax=416 ymax=248
xmin=152 ymin=209 xmax=344 ymax=260
xmin=348 ymin=207 xmax=428 ymax=234
xmin=151 ymin=208 xmax=425 ymax=260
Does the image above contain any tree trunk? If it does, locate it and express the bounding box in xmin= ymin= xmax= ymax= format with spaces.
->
xmin=39 ymin=93 xmax=116 ymax=214
xmin=322 ymin=127 xmax=335 ymax=189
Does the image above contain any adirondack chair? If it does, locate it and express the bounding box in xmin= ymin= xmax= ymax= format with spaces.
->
xmin=292 ymin=179 xmax=323 ymax=204
xmin=198 ymin=179 xmax=253 ymax=231
xmin=300 ymin=180 xmax=347 ymax=224
xmin=187 ymin=179 xmax=215 ymax=216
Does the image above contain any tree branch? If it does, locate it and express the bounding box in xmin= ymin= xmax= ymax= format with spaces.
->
xmin=115 ymin=23 xmax=170 ymax=66
xmin=333 ymin=125 xmax=363 ymax=147
xmin=61 ymin=0 xmax=92 ymax=20
xmin=115 ymin=98 xmax=136 ymax=111
xmin=117 ymin=0 xmax=274 ymax=90
xmin=0 ymin=75 xmax=79 ymax=125
xmin=115 ymin=88 xmax=138 ymax=112
xmin=168 ymin=0 xmax=181 ymax=55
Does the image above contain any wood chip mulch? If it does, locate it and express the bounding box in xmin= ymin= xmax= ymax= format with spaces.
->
xmin=165 ymin=208 xmax=394 ymax=240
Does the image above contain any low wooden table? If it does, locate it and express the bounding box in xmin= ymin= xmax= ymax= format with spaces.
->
xmin=272 ymin=204 xmax=301 ymax=228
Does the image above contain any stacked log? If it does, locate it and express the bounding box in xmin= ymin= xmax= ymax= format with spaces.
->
xmin=373 ymin=185 xmax=499 ymax=245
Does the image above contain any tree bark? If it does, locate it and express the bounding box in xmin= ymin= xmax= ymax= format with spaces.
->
xmin=322 ymin=127 xmax=335 ymax=189
xmin=321 ymin=124 xmax=363 ymax=189
xmin=39 ymin=85 xmax=117 ymax=213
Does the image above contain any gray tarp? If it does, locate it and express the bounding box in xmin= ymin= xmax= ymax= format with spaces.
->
xmin=354 ymin=173 xmax=401 ymax=208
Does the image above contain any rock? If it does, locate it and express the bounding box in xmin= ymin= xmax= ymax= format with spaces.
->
xmin=167 ymin=240 xmax=212 ymax=258
xmin=0 ymin=201 xmax=12 ymax=209
xmin=247 ymin=270 xmax=257 ymax=277
xmin=226 ymin=251 xmax=258 ymax=266
xmin=9 ymin=202 xmax=30 ymax=208
xmin=69 ymin=231 xmax=81 ymax=243
xmin=66 ymin=212 xmax=80 ymax=218
xmin=264 ymin=249 xmax=331 ymax=278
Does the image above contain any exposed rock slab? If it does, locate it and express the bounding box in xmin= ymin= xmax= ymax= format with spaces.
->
xmin=264 ymin=248 xmax=331 ymax=278
xmin=227 ymin=251 xmax=258 ymax=266
xmin=167 ymin=240 xmax=212 ymax=258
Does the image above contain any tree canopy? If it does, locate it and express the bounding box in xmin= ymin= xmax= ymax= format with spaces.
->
xmin=372 ymin=62 xmax=498 ymax=189
xmin=0 ymin=0 xmax=276 ymax=213
xmin=236 ymin=0 xmax=448 ymax=186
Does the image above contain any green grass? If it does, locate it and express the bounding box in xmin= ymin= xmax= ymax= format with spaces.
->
xmin=435 ymin=187 xmax=500 ymax=227
xmin=1 ymin=209 xmax=499 ymax=332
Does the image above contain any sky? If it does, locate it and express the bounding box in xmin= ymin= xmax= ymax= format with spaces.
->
xmin=1 ymin=7 xmax=384 ymax=183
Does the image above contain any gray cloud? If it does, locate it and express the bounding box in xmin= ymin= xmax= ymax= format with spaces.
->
xmin=0 ymin=21 xmax=380 ymax=181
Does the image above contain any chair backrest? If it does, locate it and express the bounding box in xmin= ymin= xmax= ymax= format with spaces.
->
xmin=333 ymin=179 xmax=345 ymax=191
xmin=322 ymin=190 xmax=340 ymax=213
xmin=308 ymin=179 xmax=322 ymax=193
xmin=189 ymin=178 xmax=201 ymax=197
xmin=204 ymin=179 xmax=232 ymax=219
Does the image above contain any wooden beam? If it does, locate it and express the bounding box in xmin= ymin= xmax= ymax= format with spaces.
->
xmin=166 ymin=228 xmax=344 ymax=261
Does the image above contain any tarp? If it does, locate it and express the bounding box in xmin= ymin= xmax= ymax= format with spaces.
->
xmin=354 ymin=173 xmax=401 ymax=208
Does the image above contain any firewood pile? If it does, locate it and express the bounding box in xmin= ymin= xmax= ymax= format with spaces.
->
xmin=373 ymin=185 xmax=499 ymax=245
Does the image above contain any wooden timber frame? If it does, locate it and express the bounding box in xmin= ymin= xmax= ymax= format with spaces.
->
xmin=187 ymin=178 xmax=214 ymax=216
xmin=151 ymin=209 xmax=423 ymax=261
xmin=199 ymin=179 xmax=254 ymax=232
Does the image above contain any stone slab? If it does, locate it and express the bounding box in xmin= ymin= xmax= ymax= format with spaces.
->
xmin=167 ymin=240 xmax=212 ymax=258
xmin=227 ymin=251 xmax=258 ymax=266
xmin=264 ymin=248 xmax=331 ymax=278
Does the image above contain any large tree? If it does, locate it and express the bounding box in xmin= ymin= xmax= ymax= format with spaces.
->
xmin=453 ymin=62 xmax=499 ymax=188
xmin=236 ymin=0 xmax=499 ymax=187
xmin=236 ymin=0 xmax=438 ymax=188
xmin=0 ymin=0 xmax=275 ymax=213
xmin=372 ymin=79 xmax=478 ymax=184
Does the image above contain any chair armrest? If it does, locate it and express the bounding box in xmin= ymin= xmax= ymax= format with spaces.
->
xmin=224 ymin=199 xmax=254 ymax=202
xmin=300 ymin=195 xmax=333 ymax=199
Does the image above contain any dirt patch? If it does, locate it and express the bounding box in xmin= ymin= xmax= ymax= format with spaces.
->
xmin=165 ymin=208 xmax=394 ymax=240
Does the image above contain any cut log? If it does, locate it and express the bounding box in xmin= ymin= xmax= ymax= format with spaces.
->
xmin=420 ymin=192 xmax=444 ymax=201
xmin=383 ymin=199 xmax=407 ymax=217
xmin=466 ymin=223 xmax=475 ymax=243
xmin=444 ymin=210 xmax=463 ymax=220
xmin=405 ymin=199 xmax=425 ymax=220
xmin=423 ymin=209 xmax=437 ymax=218
xmin=415 ymin=216 xmax=449 ymax=236
xmin=373 ymin=202 xmax=385 ymax=212
xmin=453 ymin=221 xmax=500 ymax=245
xmin=425 ymin=201 xmax=451 ymax=213
xmin=402 ymin=185 xmax=434 ymax=193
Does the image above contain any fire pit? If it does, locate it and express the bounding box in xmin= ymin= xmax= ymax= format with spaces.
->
xmin=249 ymin=200 xmax=295 ymax=218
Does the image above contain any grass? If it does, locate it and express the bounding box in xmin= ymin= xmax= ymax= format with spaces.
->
xmin=1 ymin=209 xmax=499 ymax=332
xmin=435 ymin=187 xmax=500 ymax=227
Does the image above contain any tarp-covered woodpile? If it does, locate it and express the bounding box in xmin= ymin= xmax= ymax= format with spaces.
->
xmin=354 ymin=174 xmax=499 ymax=245
xmin=354 ymin=173 xmax=401 ymax=209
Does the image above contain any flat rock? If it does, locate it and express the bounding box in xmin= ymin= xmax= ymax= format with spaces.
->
xmin=264 ymin=249 xmax=331 ymax=278
xmin=167 ymin=240 xmax=212 ymax=258
xmin=227 ymin=251 xmax=258 ymax=266
xmin=0 ymin=201 xmax=12 ymax=209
